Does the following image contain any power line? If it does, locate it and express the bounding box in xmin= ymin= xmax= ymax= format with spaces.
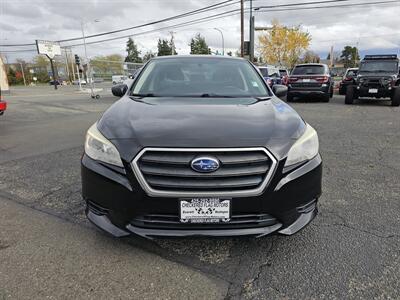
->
xmin=1 ymin=0 xmax=398 ymax=52
xmin=256 ymin=0 xmax=398 ymax=12
xmin=0 ymin=0 xmax=239 ymax=47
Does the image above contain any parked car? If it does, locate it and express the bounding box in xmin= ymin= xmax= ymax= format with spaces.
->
xmin=112 ymin=75 xmax=128 ymax=85
xmin=279 ymin=68 xmax=289 ymax=85
xmin=345 ymin=54 xmax=400 ymax=106
xmin=287 ymin=63 xmax=334 ymax=102
xmin=258 ymin=65 xmax=281 ymax=87
xmin=72 ymin=79 xmax=87 ymax=85
xmin=81 ymin=55 xmax=322 ymax=239
xmin=0 ymin=91 xmax=7 ymax=116
xmin=339 ymin=68 xmax=358 ymax=95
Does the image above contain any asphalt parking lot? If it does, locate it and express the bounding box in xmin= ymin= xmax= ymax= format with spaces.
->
xmin=1 ymin=85 xmax=399 ymax=299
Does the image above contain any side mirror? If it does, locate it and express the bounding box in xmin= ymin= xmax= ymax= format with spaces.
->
xmin=111 ymin=84 xmax=128 ymax=97
xmin=272 ymin=84 xmax=288 ymax=99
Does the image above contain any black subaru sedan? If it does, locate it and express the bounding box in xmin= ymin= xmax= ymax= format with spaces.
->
xmin=81 ymin=56 xmax=322 ymax=238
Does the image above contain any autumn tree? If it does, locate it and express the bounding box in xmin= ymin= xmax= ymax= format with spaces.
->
xmin=258 ymin=20 xmax=311 ymax=68
xmin=91 ymin=54 xmax=124 ymax=75
xmin=302 ymin=50 xmax=320 ymax=63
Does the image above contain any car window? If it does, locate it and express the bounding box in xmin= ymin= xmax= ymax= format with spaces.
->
xmin=292 ymin=65 xmax=325 ymax=75
xmin=359 ymin=61 xmax=398 ymax=73
xmin=132 ymin=58 xmax=270 ymax=98
xmin=346 ymin=70 xmax=358 ymax=77
xmin=259 ymin=68 xmax=269 ymax=77
xmin=279 ymin=70 xmax=288 ymax=76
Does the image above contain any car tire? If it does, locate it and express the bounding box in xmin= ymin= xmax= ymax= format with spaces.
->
xmin=391 ymin=87 xmax=400 ymax=107
xmin=287 ymin=94 xmax=294 ymax=102
xmin=345 ymin=85 xmax=354 ymax=105
xmin=330 ymin=85 xmax=334 ymax=98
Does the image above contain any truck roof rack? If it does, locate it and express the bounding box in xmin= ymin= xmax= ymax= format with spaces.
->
xmin=364 ymin=54 xmax=398 ymax=60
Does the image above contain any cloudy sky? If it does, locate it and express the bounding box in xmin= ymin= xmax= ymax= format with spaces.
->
xmin=1 ymin=0 xmax=399 ymax=62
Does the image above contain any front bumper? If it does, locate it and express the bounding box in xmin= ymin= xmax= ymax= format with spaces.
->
xmin=288 ymin=84 xmax=330 ymax=97
xmin=356 ymin=85 xmax=393 ymax=98
xmin=82 ymin=153 xmax=322 ymax=239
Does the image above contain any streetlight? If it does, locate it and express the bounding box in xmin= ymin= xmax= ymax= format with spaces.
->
xmin=213 ymin=28 xmax=224 ymax=56
xmin=81 ymin=19 xmax=100 ymax=97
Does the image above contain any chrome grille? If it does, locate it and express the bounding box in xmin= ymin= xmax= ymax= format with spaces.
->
xmin=131 ymin=148 xmax=277 ymax=197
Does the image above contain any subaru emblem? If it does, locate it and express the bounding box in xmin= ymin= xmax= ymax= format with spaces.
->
xmin=191 ymin=157 xmax=220 ymax=173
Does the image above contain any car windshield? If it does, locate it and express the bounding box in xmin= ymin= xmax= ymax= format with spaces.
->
xmin=259 ymin=68 xmax=269 ymax=77
xmin=292 ymin=65 xmax=325 ymax=75
xmin=359 ymin=61 xmax=398 ymax=73
xmin=131 ymin=57 xmax=270 ymax=98
xmin=279 ymin=70 xmax=288 ymax=76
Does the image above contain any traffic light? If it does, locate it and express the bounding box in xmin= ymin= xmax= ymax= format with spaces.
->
xmin=74 ymin=54 xmax=80 ymax=66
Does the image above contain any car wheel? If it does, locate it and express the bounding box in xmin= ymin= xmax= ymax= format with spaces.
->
xmin=345 ymin=85 xmax=354 ymax=105
xmin=287 ymin=94 xmax=294 ymax=102
xmin=330 ymin=86 xmax=334 ymax=98
xmin=391 ymin=87 xmax=400 ymax=107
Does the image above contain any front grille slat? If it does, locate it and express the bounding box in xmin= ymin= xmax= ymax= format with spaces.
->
xmin=140 ymin=162 xmax=269 ymax=178
xmin=132 ymin=148 xmax=276 ymax=196
xmin=146 ymin=174 xmax=263 ymax=189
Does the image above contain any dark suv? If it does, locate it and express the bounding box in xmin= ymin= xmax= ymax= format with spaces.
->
xmin=287 ymin=64 xmax=333 ymax=102
xmin=345 ymin=55 xmax=400 ymax=106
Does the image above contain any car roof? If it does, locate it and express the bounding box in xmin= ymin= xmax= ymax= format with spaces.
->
xmin=150 ymin=55 xmax=246 ymax=61
xmin=294 ymin=63 xmax=328 ymax=67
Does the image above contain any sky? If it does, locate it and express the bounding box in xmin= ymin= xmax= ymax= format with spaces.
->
xmin=0 ymin=0 xmax=399 ymax=63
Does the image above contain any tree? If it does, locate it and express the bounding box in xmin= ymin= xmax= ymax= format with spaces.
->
xmin=125 ymin=38 xmax=142 ymax=63
xmin=189 ymin=33 xmax=210 ymax=55
xmin=258 ymin=20 xmax=311 ymax=68
xmin=302 ymin=50 xmax=320 ymax=63
xmin=340 ymin=46 xmax=360 ymax=68
xmin=157 ymin=38 xmax=176 ymax=56
xmin=142 ymin=51 xmax=155 ymax=62
xmin=91 ymin=54 xmax=124 ymax=75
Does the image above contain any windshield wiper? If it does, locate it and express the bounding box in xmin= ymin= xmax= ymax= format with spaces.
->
xmin=254 ymin=96 xmax=272 ymax=102
xmin=130 ymin=93 xmax=156 ymax=98
xmin=198 ymin=93 xmax=238 ymax=98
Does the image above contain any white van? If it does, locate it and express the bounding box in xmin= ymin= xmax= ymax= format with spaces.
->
xmin=112 ymin=75 xmax=128 ymax=85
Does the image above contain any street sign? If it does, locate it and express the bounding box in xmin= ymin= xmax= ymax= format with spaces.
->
xmin=36 ymin=40 xmax=61 ymax=59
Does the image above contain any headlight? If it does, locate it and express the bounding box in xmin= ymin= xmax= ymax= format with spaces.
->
xmin=84 ymin=123 xmax=123 ymax=167
xmin=285 ymin=124 xmax=319 ymax=167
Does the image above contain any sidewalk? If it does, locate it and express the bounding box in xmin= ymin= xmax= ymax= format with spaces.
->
xmin=0 ymin=198 xmax=227 ymax=299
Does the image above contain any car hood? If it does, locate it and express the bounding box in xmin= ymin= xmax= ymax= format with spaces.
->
xmin=98 ymin=96 xmax=305 ymax=162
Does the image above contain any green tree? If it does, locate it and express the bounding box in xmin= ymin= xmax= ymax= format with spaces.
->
xmin=189 ymin=33 xmax=210 ymax=55
xmin=7 ymin=68 xmax=17 ymax=85
xmin=340 ymin=46 xmax=360 ymax=68
xmin=142 ymin=51 xmax=155 ymax=62
xmin=125 ymin=38 xmax=142 ymax=63
xmin=157 ymin=38 xmax=176 ymax=56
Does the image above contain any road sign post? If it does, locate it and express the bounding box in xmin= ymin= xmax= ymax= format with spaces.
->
xmin=36 ymin=40 xmax=61 ymax=90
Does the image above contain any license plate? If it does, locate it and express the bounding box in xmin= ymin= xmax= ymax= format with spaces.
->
xmin=302 ymin=79 xmax=311 ymax=82
xmin=369 ymin=88 xmax=378 ymax=93
xmin=179 ymin=198 xmax=231 ymax=223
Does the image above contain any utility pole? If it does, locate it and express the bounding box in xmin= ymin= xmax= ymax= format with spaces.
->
xmin=330 ymin=45 xmax=334 ymax=68
xmin=63 ymin=49 xmax=71 ymax=82
xmin=69 ymin=49 xmax=75 ymax=80
xmin=249 ymin=0 xmax=254 ymax=62
xmin=170 ymin=31 xmax=175 ymax=55
xmin=19 ymin=62 xmax=26 ymax=86
xmin=240 ymin=0 xmax=244 ymax=57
